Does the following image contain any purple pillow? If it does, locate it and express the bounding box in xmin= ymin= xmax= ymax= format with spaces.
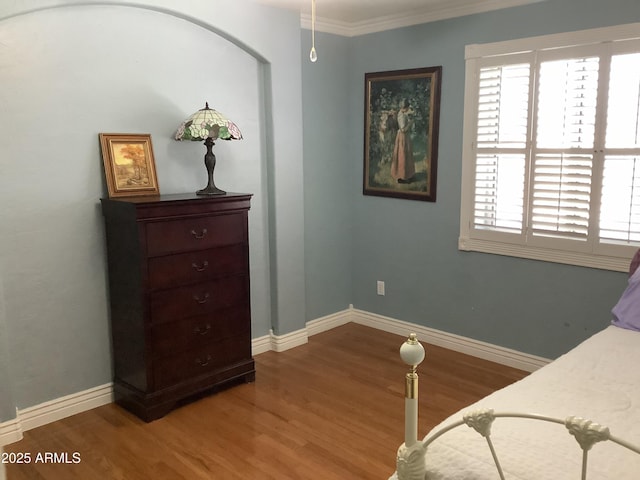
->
xmin=612 ymin=264 xmax=640 ymax=331
xmin=630 ymin=249 xmax=640 ymax=277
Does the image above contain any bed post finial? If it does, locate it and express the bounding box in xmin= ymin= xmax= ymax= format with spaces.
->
xmin=400 ymin=333 xmax=425 ymax=404
xmin=396 ymin=333 xmax=427 ymax=480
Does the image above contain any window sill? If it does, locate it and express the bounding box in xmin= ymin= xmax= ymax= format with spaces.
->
xmin=458 ymin=237 xmax=630 ymax=272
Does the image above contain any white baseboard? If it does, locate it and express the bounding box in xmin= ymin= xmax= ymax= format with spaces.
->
xmin=306 ymin=309 xmax=352 ymax=336
xmin=1 ymin=306 xmax=547 ymax=447
xmin=350 ymin=308 xmax=550 ymax=372
xmin=251 ymin=308 xmax=353 ymax=355
xmin=18 ymin=383 xmax=114 ymax=432
xmin=0 ymin=414 xmax=22 ymax=447
xmin=268 ymin=328 xmax=309 ymax=352
xmin=254 ymin=307 xmax=547 ymax=372
xmin=251 ymin=334 xmax=272 ymax=355
xmin=0 ymin=383 xmax=113 ymax=447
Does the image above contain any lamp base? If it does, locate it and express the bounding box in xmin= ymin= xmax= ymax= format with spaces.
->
xmin=197 ymin=137 xmax=226 ymax=196
xmin=196 ymin=186 xmax=226 ymax=196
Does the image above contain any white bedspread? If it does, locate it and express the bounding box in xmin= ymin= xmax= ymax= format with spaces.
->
xmin=409 ymin=325 xmax=640 ymax=479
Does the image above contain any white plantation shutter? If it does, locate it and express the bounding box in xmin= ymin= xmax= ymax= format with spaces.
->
xmin=473 ymin=63 xmax=530 ymax=233
xmin=474 ymin=153 xmax=525 ymax=232
xmin=460 ymin=27 xmax=640 ymax=271
xmin=529 ymin=57 xmax=599 ymax=242
xmin=535 ymin=58 xmax=599 ymax=149
xmin=476 ymin=64 xmax=530 ymax=149
xmin=600 ymin=156 xmax=640 ymax=242
xmin=530 ymin=153 xmax=593 ymax=240
xmin=606 ymin=53 xmax=640 ymax=149
xmin=600 ymin=52 xmax=640 ymax=243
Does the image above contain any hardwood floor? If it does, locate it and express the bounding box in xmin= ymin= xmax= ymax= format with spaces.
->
xmin=5 ymin=323 xmax=527 ymax=479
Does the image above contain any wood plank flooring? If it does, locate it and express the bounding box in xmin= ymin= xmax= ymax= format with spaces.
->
xmin=5 ymin=323 xmax=528 ymax=479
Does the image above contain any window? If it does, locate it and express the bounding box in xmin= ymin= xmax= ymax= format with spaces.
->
xmin=459 ymin=24 xmax=640 ymax=271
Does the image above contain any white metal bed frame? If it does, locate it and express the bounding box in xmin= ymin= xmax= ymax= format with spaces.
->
xmin=391 ymin=334 xmax=640 ymax=480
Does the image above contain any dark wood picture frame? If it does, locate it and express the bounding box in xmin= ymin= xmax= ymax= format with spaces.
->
xmin=363 ymin=66 xmax=441 ymax=202
xmin=99 ymin=133 xmax=159 ymax=198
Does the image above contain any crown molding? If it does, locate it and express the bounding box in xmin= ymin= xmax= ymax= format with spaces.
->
xmin=301 ymin=0 xmax=546 ymax=37
xmin=300 ymin=14 xmax=353 ymax=36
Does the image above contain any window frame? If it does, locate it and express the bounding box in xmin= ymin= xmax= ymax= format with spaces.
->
xmin=459 ymin=23 xmax=640 ymax=272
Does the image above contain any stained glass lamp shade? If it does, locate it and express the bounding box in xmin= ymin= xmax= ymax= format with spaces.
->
xmin=174 ymin=103 xmax=243 ymax=195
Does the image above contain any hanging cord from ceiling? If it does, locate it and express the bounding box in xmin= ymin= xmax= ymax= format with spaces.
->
xmin=309 ymin=0 xmax=318 ymax=62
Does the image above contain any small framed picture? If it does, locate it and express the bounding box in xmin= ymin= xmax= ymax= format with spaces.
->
xmin=99 ymin=133 xmax=159 ymax=197
xmin=363 ymin=66 xmax=442 ymax=202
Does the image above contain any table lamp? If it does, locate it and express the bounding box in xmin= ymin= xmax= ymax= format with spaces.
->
xmin=174 ymin=103 xmax=243 ymax=195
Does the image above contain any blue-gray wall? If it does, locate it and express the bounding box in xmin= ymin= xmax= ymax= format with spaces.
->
xmin=302 ymin=33 xmax=353 ymax=319
xmin=0 ymin=0 xmax=306 ymax=422
xmin=0 ymin=278 xmax=15 ymax=421
xmin=302 ymin=0 xmax=640 ymax=361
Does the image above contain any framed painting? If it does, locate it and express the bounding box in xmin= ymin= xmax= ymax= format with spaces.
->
xmin=99 ymin=133 xmax=159 ymax=197
xmin=363 ymin=66 xmax=441 ymax=202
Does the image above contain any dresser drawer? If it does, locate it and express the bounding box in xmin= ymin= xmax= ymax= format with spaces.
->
xmin=153 ymin=336 xmax=251 ymax=390
xmin=151 ymin=305 xmax=250 ymax=357
xmin=147 ymin=244 xmax=247 ymax=290
xmin=149 ymin=275 xmax=249 ymax=324
xmin=145 ymin=213 xmax=246 ymax=256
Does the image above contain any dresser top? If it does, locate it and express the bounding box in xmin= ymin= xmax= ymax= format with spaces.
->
xmin=101 ymin=192 xmax=252 ymax=220
xmin=102 ymin=192 xmax=252 ymax=205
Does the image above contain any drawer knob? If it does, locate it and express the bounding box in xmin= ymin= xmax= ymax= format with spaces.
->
xmin=195 ymin=355 xmax=212 ymax=367
xmin=190 ymin=228 xmax=208 ymax=240
xmin=191 ymin=260 xmax=209 ymax=272
xmin=193 ymin=293 xmax=210 ymax=304
xmin=193 ymin=324 xmax=212 ymax=335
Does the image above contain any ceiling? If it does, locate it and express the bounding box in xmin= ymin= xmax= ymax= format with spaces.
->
xmin=255 ymin=0 xmax=547 ymax=36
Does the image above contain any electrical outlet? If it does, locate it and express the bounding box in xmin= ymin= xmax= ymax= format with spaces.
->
xmin=377 ymin=280 xmax=385 ymax=296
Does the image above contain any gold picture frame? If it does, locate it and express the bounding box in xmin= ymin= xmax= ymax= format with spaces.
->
xmin=99 ymin=133 xmax=159 ymax=197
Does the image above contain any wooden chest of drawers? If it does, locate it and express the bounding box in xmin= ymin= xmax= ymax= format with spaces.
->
xmin=101 ymin=193 xmax=255 ymax=421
